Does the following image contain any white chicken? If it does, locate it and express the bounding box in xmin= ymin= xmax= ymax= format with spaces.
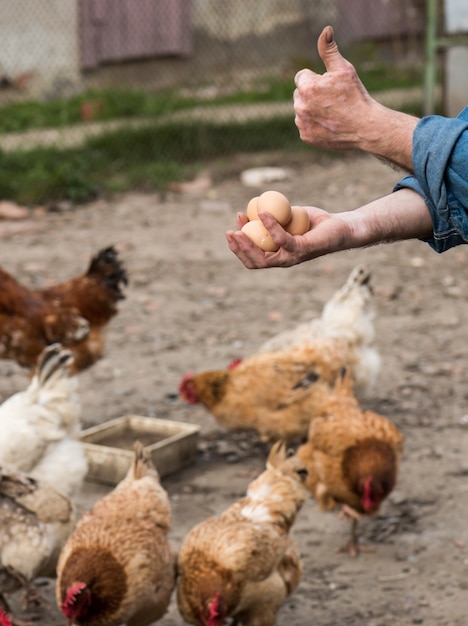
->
xmin=257 ymin=264 xmax=380 ymax=396
xmin=0 ymin=465 xmax=75 ymax=619
xmin=0 ymin=343 xmax=88 ymax=498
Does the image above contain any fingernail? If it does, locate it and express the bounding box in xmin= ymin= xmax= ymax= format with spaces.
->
xmin=325 ymin=26 xmax=334 ymax=44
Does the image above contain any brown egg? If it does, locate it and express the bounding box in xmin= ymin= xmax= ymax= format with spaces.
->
xmin=284 ymin=206 xmax=310 ymax=235
xmin=246 ymin=196 xmax=259 ymax=221
xmin=257 ymin=190 xmax=292 ymax=226
xmin=241 ymin=220 xmax=279 ymax=252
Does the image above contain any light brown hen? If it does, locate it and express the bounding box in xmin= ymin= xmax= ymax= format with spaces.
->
xmin=56 ymin=442 xmax=176 ymax=626
xmin=179 ymin=337 xmax=356 ymax=442
xmin=297 ymin=371 xmax=404 ymax=556
xmin=177 ymin=442 xmax=308 ymax=626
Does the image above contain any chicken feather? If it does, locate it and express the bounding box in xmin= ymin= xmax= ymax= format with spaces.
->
xmin=297 ymin=371 xmax=404 ymax=556
xmin=0 ymin=245 xmax=127 ymax=373
xmin=180 ymin=338 xmax=354 ymax=442
xmin=177 ymin=442 xmax=307 ymax=626
xmin=257 ymin=265 xmax=380 ymax=396
xmin=0 ymin=466 xmax=75 ymax=615
xmin=0 ymin=343 xmax=87 ymax=498
xmin=56 ymin=442 xmax=176 ymax=626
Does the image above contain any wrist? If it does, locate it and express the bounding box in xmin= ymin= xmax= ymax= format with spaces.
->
xmin=335 ymin=210 xmax=374 ymax=249
xmin=337 ymin=189 xmax=433 ymax=248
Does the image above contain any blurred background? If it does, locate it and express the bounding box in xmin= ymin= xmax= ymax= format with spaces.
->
xmin=0 ymin=0 xmax=466 ymax=206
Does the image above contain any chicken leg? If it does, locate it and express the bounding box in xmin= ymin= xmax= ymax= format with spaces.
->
xmin=338 ymin=505 xmax=376 ymax=557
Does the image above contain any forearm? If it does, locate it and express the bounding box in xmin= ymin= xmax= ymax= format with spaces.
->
xmin=337 ymin=187 xmax=433 ymax=249
xmin=356 ymin=102 xmax=419 ymax=173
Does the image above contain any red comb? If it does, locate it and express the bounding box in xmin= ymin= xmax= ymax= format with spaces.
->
xmin=0 ymin=609 xmax=12 ymax=626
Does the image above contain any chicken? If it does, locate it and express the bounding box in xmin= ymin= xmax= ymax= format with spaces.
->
xmin=56 ymin=441 xmax=176 ymax=626
xmin=0 ymin=465 xmax=75 ymax=622
xmin=177 ymin=441 xmax=308 ymax=626
xmin=0 ymin=245 xmax=128 ymax=373
xmin=179 ymin=338 xmax=355 ymax=442
xmin=257 ymin=264 xmax=380 ymax=396
xmin=296 ymin=371 xmax=404 ymax=556
xmin=0 ymin=343 xmax=87 ymax=498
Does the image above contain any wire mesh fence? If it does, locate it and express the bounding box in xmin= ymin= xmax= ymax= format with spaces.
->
xmin=0 ymin=0 xmax=428 ymax=204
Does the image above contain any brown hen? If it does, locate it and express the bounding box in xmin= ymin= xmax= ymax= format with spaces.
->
xmin=56 ymin=442 xmax=176 ymax=626
xmin=0 ymin=245 xmax=127 ymax=373
xmin=176 ymin=441 xmax=308 ymax=626
xmin=179 ymin=338 xmax=356 ymax=442
xmin=296 ymin=371 xmax=404 ymax=556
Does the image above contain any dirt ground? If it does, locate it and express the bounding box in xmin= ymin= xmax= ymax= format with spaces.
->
xmin=2 ymin=150 xmax=468 ymax=625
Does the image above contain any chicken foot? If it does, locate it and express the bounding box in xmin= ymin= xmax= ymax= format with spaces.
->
xmin=11 ymin=616 xmax=39 ymax=626
xmin=337 ymin=505 xmax=375 ymax=557
xmin=0 ymin=592 xmax=39 ymax=626
xmin=2 ymin=567 xmax=50 ymax=625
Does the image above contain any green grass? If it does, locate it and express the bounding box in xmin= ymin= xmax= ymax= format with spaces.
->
xmin=0 ymin=63 xmax=426 ymax=205
xmin=0 ymin=88 xmax=199 ymax=134
xmin=0 ymin=65 xmax=423 ymax=134
xmin=0 ymin=116 xmax=309 ymax=205
xmin=0 ymin=94 xmax=425 ymax=206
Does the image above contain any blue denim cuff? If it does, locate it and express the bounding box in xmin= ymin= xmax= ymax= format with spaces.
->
xmin=393 ymin=176 xmax=468 ymax=253
xmin=393 ymin=106 xmax=468 ymax=254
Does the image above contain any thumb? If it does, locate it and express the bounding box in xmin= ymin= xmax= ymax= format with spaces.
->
xmin=317 ymin=25 xmax=348 ymax=72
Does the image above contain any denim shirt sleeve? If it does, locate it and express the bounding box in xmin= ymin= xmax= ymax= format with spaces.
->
xmin=393 ymin=106 xmax=468 ymax=253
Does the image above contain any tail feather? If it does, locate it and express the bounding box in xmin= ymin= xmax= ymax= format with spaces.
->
xmin=131 ymin=441 xmax=158 ymax=480
xmin=266 ymin=441 xmax=287 ymax=469
xmin=331 ymin=366 xmax=356 ymax=397
xmin=86 ymin=245 xmax=128 ymax=301
xmin=346 ymin=264 xmax=371 ymax=288
xmin=35 ymin=343 xmax=73 ymax=387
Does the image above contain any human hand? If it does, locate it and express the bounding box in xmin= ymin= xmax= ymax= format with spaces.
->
xmin=225 ymin=207 xmax=353 ymax=269
xmin=294 ymin=25 xmax=377 ymax=151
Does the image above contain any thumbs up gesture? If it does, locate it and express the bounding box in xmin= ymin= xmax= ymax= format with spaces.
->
xmin=293 ymin=26 xmax=418 ymax=171
xmin=293 ymin=26 xmax=376 ymax=152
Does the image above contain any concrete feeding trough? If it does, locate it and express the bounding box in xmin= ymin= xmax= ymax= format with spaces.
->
xmin=79 ymin=415 xmax=200 ymax=485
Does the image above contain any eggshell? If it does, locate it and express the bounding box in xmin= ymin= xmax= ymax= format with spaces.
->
xmin=241 ymin=220 xmax=279 ymax=252
xmin=257 ymin=190 xmax=292 ymax=226
xmin=246 ymin=196 xmax=259 ymax=221
xmin=284 ymin=206 xmax=310 ymax=235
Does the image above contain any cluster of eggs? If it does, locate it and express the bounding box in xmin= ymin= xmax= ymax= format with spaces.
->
xmin=241 ymin=191 xmax=310 ymax=251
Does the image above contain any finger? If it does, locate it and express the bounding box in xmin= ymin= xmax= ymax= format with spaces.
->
xmin=236 ymin=211 xmax=249 ymax=230
xmin=257 ymin=212 xmax=292 ymax=242
xmin=293 ymin=87 xmax=310 ymax=112
xmin=294 ymin=112 xmax=320 ymax=135
xmin=225 ymin=231 xmax=267 ymax=269
xmin=294 ymin=68 xmax=317 ymax=89
xmin=227 ymin=229 xmax=300 ymax=269
xmin=317 ymin=25 xmax=348 ymax=73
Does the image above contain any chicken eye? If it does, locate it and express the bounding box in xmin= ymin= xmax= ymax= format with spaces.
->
xmin=297 ymin=468 xmax=308 ymax=479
